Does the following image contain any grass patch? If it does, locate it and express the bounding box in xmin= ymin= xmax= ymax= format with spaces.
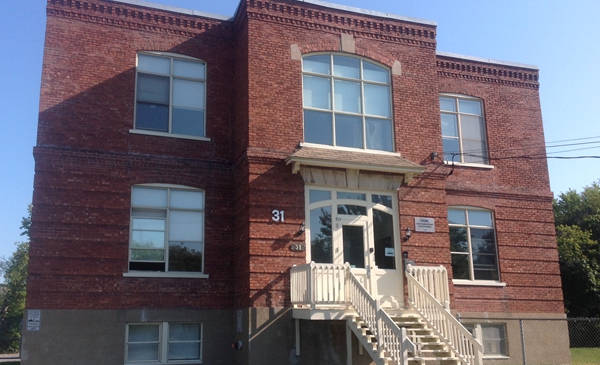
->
xmin=571 ymin=347 xmax=600 ymax=365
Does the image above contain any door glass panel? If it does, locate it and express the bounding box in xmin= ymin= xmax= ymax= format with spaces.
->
xmin=373 ymin=210 xmax=395 ymax=269
xmin=337 ymin=205 xmax=367 ymax=216
xmin=309 ymin=189 xmax=331 ymax=203
xmin=343 ymin=225 xmax=364 ymax=268
xmin=372 ymin=195 xmax=393 ymax=208
xmin=310 ymin=207 xmax=332 ymax=263
xmin=336 ymin=192 xmax=366 ymax=201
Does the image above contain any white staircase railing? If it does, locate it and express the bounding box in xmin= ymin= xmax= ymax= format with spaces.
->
xmin=406 ymin=264 xmax=483 ymax=365
xmin=291 ymin=262 xmax=412 ymax=364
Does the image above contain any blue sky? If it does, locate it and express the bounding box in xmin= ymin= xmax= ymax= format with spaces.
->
xmin=1 ymin=0 xmax=600 ymax=261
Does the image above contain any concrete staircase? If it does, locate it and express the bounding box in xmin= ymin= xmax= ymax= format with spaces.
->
xmin=348 ymin=310 xmax=461 ymax=365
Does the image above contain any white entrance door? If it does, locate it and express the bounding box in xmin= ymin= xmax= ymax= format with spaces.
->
xmin=307 ymin=188 xmax=403 ymax=309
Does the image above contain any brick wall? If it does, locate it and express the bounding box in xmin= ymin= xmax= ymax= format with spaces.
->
xmin=29 ymin=0 xmax=564 ymax=315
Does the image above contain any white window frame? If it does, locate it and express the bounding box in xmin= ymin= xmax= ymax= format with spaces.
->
xmin=125 ymin=322 xmax=203 ymax=365
xmin=131 ymin=51 xmax=210 ymax=141
xmin=448 ymin=207 xmax=504 ymax=286
xmin=302 ymin=53 xmax=394 ymax=152
xmin=124 ymin=184 xmax=208 ymax=279
xmin=463 ymin=323 xmax=508 ymax=359
xmin=440 ymin=94 xmax=490 ymax=166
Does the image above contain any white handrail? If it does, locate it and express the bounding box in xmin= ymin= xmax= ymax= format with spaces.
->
xmin=406 ymin=265 xmax=450 ymax=307
xmin=346 ymin=268 xmax=409 ymax=365
xmin=406 ymin=264 xmax=483 ymax=365
xmin=291 ymin=263 xmax=411 ymax=364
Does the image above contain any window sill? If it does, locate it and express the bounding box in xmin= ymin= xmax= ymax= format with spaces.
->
xmin=444 ymin=161 xmax=494 ymax=169
xmin=123 ymin=272 xmax=209 ymax=279
xmin=452 ymin=279 xmax=506 ymax=287
xmin=483 ymin=355 xmax=509 ymax=360
xmin=129 ymin=129 xmax=211 ymax=142
xmin=299 ymin=142 xmax=400 ymax=156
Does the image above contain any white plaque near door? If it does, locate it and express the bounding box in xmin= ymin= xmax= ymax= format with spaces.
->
xmin=415 ymin=217 xmax=435 ymax=232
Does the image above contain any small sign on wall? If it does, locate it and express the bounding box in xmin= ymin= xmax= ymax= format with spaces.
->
xmin=27 ymin=309 xmax=41 ymax=331
xmin=414 ymin=217 xmax=435 ymax=233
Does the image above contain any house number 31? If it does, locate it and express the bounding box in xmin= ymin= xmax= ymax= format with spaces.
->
xmin=272 ymin=210 xmax=285 ymax=222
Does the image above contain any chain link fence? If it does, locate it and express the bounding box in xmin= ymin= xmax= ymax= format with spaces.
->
xmin=460 ymin=317 xmax=600 ymax=365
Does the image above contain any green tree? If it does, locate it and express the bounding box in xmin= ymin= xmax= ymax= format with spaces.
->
xmin=0 ymin=205 xmax=31 ymax=353
xmin=554 ymin=182 xmax=600 ymax=317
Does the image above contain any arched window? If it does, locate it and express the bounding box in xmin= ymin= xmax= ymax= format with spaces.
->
xmin=440 ymin=95 xmax=488 ymax=164
xmin=127 ymin=184 xmax=205 ymax=277
xmin=134 ymin=52 xmax=206 ymax=138
xmin=448 ymin=207 xmax=499 ymax=281
xmin=302 ymin=54 xmax=393 ymax=152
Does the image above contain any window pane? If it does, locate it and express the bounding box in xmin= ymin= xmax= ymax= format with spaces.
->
xmin=459 ymin=99 xmax=482 ymax=115
xmin=372 ymin=195 xmax=393 ymax=208
xmin=132 ymin=209 xmax=167 ymax=219
xmin=131 ymin=249 xmax=164 ymax=261
xmin=169 ymin=343 xmax=201 ymax=360
xmin=471 ymin=231 xmax=496 ymax=255
xmin=335 ymin=114 xmax=363 ymax=148
xmin=304 ymin=110 xmax=333 ymax=145
xmin=169 ymin=241 xmax=202 ymax=272
xmin=440 ymin=97 xmax=456 ymax=112
xmin=343 ymin=225 xmax=365 ymax=268
xmin=169 ymin=323 xmax=201 ymax=341
xmin=448 ymin=209 xmax=466 ymax=225
xmin=333 ymin=55 xmax=360 ymax=79
xmin=334 ymin=80 xmax=361 ymax=113
xmin=364 ymin=84 xmax=390 ymax=117
xmin=169 ymin=211 xmax=203 ymax=241
xmin=132 ymin=217 xmax=165 ymax=231
xmin=449 ymin=227 xmax=468 ymax=252
xmin=309 ymin=190 xmax=331 ymax=203
xmin=451 ymin=253 xmax=470 ymax=279
xmin=138 ymin=54 xmax=170 ymax=75
xmin=136 ymin=102 xmax=169 ymax=132
xmin=127 ymin=343 xmax=160 ymax=361
xmin=303 ymin=75 xmax=331 ymax=110
xmin=137 ymin=73 xmax=169 ymax=104
xmin=172 ymin=108 xmax=204 ymax=137
xmin=442 ymin=138 xmax=460 ymax=161
xmin=303 ymin=55 xmax=330 ymax=74
xmin=462 ymin=139 xmax=487 ymax=164
xmin=337 ymin=204 xmax=367 ymax=216
xmin=441 ymin=113 xmax=458 ymax=137
xmin=366 ymin=118 xmax=393 ymax=152
xmin=461 ymin=115 xmax=485 ymax=140
xmin=373 ymin=210 xmax=395 ymax=269
xmin=132 ymin=187 xmax=167 ymax=208
xmin=482 ymin=324 xmax=507 ymax=356
xmin=336 ymin=192 xmax=366 ymax=200
xmin=170 ymin=190 xmax=203 ymax=209
xmin=129 ymin=324 xmax=160 ymax=342
xmin=173 ymin=79 xmax=205 ymax=109
xmin=363 ymin=61 xmax=388 ymax=83
xmin=310 ymin=207 xmax=332 ymax=264
xmin=468 ymin=211 xmax=492 ymax=227
xmin=132 ymin=230 xmax=165 ymax=249
xmin=173 ymin=59 xmax=205 ymax=79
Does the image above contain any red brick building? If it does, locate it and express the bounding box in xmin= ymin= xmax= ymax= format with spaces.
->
xmin=24 ymin=0 xmax=568 ymax=364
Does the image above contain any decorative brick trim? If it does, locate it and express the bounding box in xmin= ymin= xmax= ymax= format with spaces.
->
xmin=296 ymin=41 xmax=397 ymax=68
xmin=437 ymin=58 xmax=540 ymax=89
xmin=47 ymin=0 xmax=233 ymax=38
xmin=246 ymin=0 xmax=436 ymax=49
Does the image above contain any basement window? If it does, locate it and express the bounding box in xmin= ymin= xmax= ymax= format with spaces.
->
xmin=126 ymin=322 xmax=202 ymax=364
